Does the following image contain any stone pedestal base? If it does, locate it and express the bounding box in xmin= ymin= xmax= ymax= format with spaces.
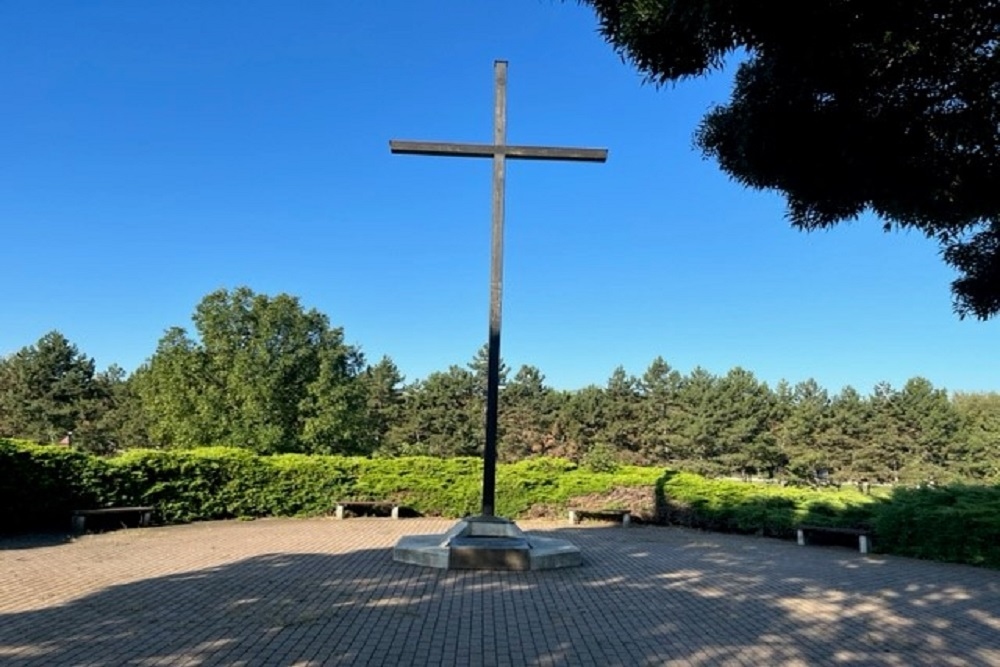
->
xmin=393 ymin=516 xmax=582 ymax=571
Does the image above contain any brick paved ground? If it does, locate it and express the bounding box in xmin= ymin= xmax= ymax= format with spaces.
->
xmin=1 ymin=518 xmax=998 ymax=666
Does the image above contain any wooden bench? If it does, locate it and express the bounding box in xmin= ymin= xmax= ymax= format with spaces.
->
xmin=334 ymin=501 xmax=401 ymax=519
xmin=71 ymin=506 xmax=153 ymax=533
xmin=568 ymin=508 xmax=631 ymax=527
xmin=796 ymin=525 xmax=873 ymax=553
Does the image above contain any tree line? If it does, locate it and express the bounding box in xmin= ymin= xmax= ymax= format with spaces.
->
xmin=2 ymin=287 xmax=998 ymax=485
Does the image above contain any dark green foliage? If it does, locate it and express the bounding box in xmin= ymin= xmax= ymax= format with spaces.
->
xmin=10 ymin=327 xmax=1000 ymax=487
xmin=0 ymin=439 xmax=107 ymax=531
xmin=872 ymin=484 xmax=1000 ymax=568
xmin=0 ymin=333 xmax=125 ymax=454
xmin=599 ymin=367 xmax=642 ymax=458
xmin=384 ymin=365 xmax=483 ymax=457
xmin=500 ymin=365 xmax=564 ymax=460
xmin=559 ymin=385 xmax=607 ymax=459
xmin=582 ymin=0 xmax=1000 ymax=319
xmin=657 ymin=471 xmax=1000 ymax=567
xmin=379 ymin=358 xmax=998 ymax=485
xmin=357 ymin=357 xmax=405 ymax=453
xmin=264 ymin=454 xmax=364 ymax=516
xmin=823 ymin=386 xmax=870 ymax=479
xmin=710 ymin=368 xmax=779 ymax=474
xmin=952 ymin=392 xmax=1000 ymax=480
xmin=6 ymin=291 xmax=999 ymax=487
xmin=581 ymin=442 xmax=620 ymax=473
xmin=773 ymin=379 xmax=830 ymax=482
xmin=636 ymin=357 xmax=684 ymax=463
xmin=103 ymin=447 xmax=278 ymax=523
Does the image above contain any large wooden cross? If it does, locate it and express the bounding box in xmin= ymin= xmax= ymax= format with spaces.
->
xmin=390 ymin=60 xmax=607 ymax=517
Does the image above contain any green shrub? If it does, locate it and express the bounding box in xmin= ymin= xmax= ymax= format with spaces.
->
xmin=353 ymin=457 xmax=483 ymax=516
xmin=656 ymin=471 xmax=877 ymax=537
xmin=0 ymin=442 xmax=662 ymax=529
xmin=103 ymin=449 xmax=229 ymax=523
xmin=3 ymin=440 xmax=998 ymax=569
xmin=264 ymin=454 xmax=363 ymax=516
xmin=872 ymin=485 xmax=1000 ymax=568
xmin=104 ymin=448 xmax=365 ymax=522
xmin=0 ymin=439 xmax=107 ymax=531
xmin=496 ymin=459 xmax=660 ymax=517
xmin=581 ymin=443 xmax=620 ymax=473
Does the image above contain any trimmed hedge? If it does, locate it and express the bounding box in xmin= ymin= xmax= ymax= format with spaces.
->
xmin=655 ymin=471 xmax=1000 ymax=568
xmin=0 ymin=441 xmax=657 ymax=528
xmin=656 ymin=471 xmax=878 ymax=537
xmin=3 ymin=439 xmax=998 ymax=569
xmin=872 ymin=485 xmax=1000 ymax=568
xmin=0 ymin=439 xmax=108 ymax=532
xmin=103 ymin=447 xmax=281 ymax=523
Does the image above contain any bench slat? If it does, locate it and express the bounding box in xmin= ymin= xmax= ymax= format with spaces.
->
xmin=796 ymin=525 xmax=872 ymax=554
xmin=71 ymin=507 xmax=153 ymax=533
xmin=568 ymin=509 xmax=631 ymax=526
xmin=797 ymin=524 xmax=869 ymax=535
xmin=73 ymin=507 xmax=153 ymax=516
xmin=335 ymin=501 xmax=401 ymax=519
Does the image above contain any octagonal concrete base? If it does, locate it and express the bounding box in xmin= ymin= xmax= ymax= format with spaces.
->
xmin=393 ymin=516 xmax=582 ymax=571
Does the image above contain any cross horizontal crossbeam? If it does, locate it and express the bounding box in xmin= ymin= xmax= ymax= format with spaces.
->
xmin=389 ymin=140 xmax=607 ymax=162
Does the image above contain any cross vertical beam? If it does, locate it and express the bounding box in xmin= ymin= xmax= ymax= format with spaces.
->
xmin=390 ymin=61 xmax=607 ymax=517
xmin=483 ymin=61 xmax=507 ymax=517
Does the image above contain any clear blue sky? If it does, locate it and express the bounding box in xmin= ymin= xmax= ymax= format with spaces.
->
xmin=2 ymin=1 xmax=997 ymax=395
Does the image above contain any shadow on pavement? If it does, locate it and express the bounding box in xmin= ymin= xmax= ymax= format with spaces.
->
xmin=1 ymin=524 xmax=999 ymax=665
xmin=0 ymin=531 xmax=73 ymax=551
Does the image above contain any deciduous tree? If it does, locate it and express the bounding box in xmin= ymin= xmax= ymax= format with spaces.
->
xmin=133 ymin=287 xmax=368 ymax=454
xmin=583 ymin=0 xmax=1000 ymax=318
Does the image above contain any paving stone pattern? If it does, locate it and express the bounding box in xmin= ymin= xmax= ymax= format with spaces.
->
xmin=1 ymin=518 xmax=998 ymax=666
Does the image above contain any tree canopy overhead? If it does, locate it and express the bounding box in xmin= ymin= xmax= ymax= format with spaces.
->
xmin=582 ymin=0 xmax=1000 ymax=318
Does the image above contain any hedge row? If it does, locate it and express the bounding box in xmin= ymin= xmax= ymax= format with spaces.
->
xmin=656 ymin=472 xmax=1000 ymax=568
xmin=657 ymin=471 xmax=878 ymax=536
xmin=871 ymin=484 xmax=1000 ymax=568
xmin=0 ymin=440 xmax=660 ymax=530
xmin=1 ymin=439 xmax=106 ymax=531
xmin=3 ymin=440 xmax=998 ymax=568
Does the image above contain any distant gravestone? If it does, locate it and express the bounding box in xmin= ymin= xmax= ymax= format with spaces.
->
xmin=390 ymin=60 xmax=607 ymax=570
